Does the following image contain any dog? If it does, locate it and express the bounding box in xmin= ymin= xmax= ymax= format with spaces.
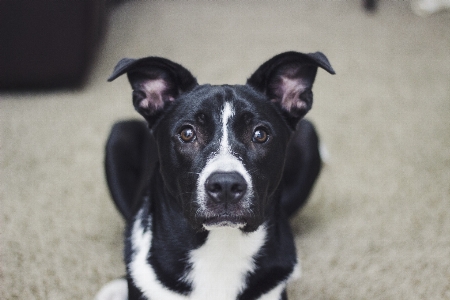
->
xmin=97 ymin=51 xmax=335 ymax=300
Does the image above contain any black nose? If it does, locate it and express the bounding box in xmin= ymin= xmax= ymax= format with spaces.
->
xmin=205 ymin=172 xmax=247 ymax=204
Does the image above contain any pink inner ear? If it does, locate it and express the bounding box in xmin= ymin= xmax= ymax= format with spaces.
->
xmin=139 ymin=79 xmax=175 ymax=112
xmin=272 ymin=76 xmax=309 ymax=113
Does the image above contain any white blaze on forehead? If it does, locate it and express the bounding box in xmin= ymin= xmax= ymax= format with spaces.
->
xmin=196 ymin=102 xmax=254 ymax=212
xmin=220 ymin=102 xmax=234 ymax=153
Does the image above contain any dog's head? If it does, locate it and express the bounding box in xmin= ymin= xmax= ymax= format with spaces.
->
xmin=108 ymin=52 xmax=334 ymax=232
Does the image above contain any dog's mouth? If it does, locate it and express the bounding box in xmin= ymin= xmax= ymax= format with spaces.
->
xmin=203 ymin=215 xmax=246 ymax=230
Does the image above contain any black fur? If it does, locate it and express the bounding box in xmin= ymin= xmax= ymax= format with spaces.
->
xmin=105 ymin=51 xmax=334 ymax=299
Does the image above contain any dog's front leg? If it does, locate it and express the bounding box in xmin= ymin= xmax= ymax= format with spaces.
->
xmin=279 ymin=119 xmax=322 ymax=218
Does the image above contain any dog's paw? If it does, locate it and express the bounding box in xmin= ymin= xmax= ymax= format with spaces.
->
xmin=319 ymin=143 xmax=331 ymax=165
xmin=95 ymin=278 xmax=128 ymax=300
xmin=289 ymin=263 xmax=302 ymax=282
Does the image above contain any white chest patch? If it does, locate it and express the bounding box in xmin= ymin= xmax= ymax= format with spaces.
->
xmin=184 ymin=226 xmax=267 ymax=300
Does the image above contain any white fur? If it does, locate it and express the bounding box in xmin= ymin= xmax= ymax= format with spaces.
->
xmin=184 ymin=226 xmax=267 ymax=300
xmin=196 ymin=102 xmax=254 ymax=218
xmin=203 ymin=220 xmax=245 ymax=231
xmin=95 ymin=278 xmax=128 ymax=300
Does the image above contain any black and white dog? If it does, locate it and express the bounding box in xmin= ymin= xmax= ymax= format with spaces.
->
xmin=97 ymin=51 xmax=334 ymax=300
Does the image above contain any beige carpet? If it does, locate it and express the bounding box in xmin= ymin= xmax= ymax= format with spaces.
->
xmin=1 ymin=1 xmax=449 ymax=299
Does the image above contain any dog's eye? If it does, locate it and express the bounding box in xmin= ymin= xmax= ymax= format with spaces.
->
xmin=252 ymin=127 xmax=268 ymax=143
xmin=179 ymin=126 xmax=196 ymax=143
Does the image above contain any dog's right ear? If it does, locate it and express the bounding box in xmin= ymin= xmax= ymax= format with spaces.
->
xmin=108 ymin=57 xmax=198 ymax=127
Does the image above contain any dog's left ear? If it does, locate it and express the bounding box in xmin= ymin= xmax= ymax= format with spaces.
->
xmin=108 ymin=57 xmax=198 ymax=127
xmin=247 ymin=51 xmax=335 ymax=128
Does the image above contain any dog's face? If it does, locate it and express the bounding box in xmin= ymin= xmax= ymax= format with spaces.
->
xmin=153 ymin=85 xmax=292 ymax=232
xmin=108 ymin=52 xmax=334 ymax=232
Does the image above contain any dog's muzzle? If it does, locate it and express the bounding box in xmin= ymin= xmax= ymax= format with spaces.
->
xmin=201 ymin=172 xmax=251 ymax=230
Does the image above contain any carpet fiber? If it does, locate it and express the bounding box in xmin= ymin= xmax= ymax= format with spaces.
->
xmin=1 ymin=1 xmax=449 ymax=299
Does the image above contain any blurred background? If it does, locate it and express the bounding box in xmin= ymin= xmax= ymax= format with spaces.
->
xmin=1 ymin=1 xmax=449 ymax=299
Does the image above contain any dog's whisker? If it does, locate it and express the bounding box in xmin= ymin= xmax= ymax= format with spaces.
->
xmin=186 ymin=172 xmax=201 ymax=176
